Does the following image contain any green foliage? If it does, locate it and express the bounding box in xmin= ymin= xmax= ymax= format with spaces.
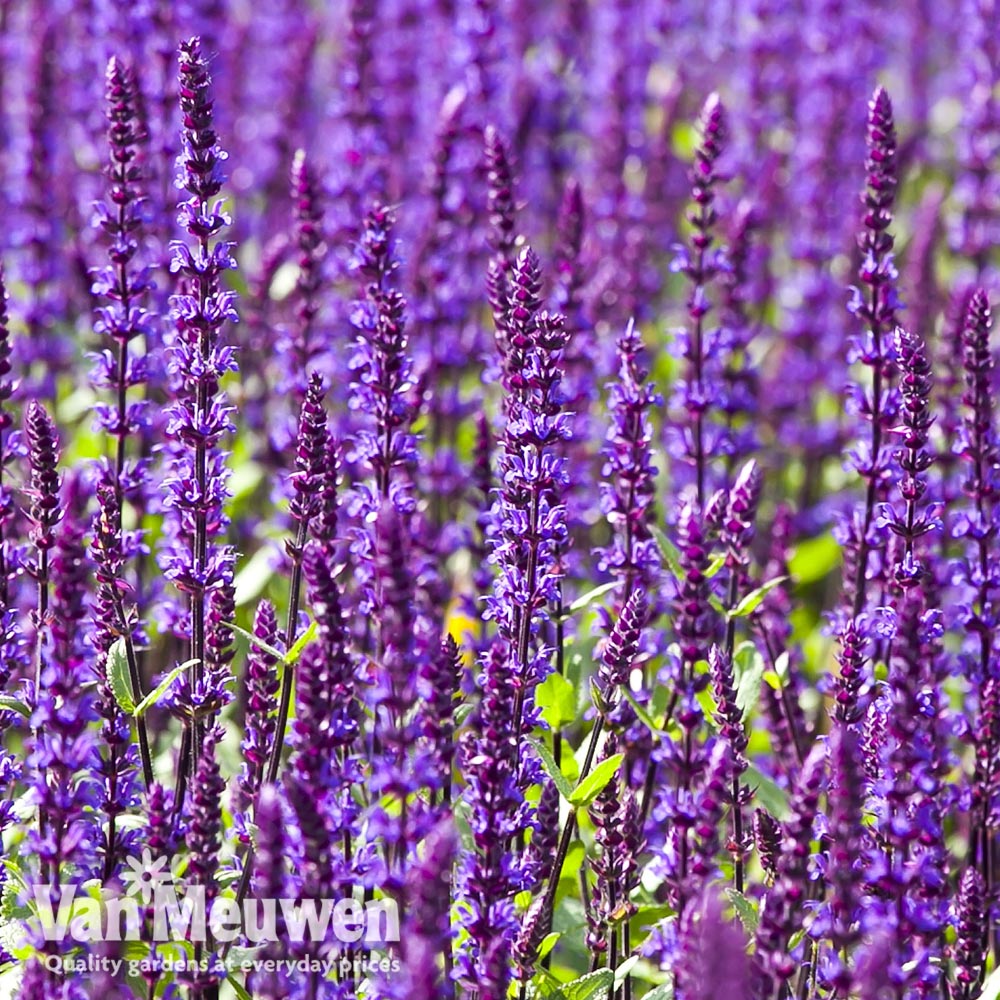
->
xmin=106 ymin=638 xmax=136 ymax=715
xmin=568 ymin=753 xmax=624 ymax=808
xmin=537 ymin=673 xmax=578 ymax=730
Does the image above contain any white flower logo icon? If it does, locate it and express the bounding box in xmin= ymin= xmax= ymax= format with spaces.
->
xmin=121 ymin=849 xmax=175 ymax=903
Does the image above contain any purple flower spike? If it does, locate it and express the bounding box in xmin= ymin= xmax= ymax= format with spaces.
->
xmin=675 ymin=888 xmax=751 ymax=1000
xmin=288 ymin=149 xmax=328 ymax=387
xmin=841 ymin=86 xmax=902 ymax=622
xmin=236 ymin=600 xmax=280 ymax=827
xmin=597 ymin=587 xmax=647 ymax=697
xmin=92 ymin=56 xmax=157 ymax=498
xmin=953 ymin=866 xmax=987 ymax=1000
xmin=669 ymin=93 xmax=730 ymax=506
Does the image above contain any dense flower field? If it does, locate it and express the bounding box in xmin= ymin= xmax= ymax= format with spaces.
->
xmin=0 ymin=0 xmax=998 ymax=998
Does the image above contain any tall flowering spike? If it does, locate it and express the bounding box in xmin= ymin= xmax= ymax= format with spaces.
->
xmin=687 ymin=740 xmax=730 ymax=886
xmin=204 ymin=571 xmax=236 ymax=692
xmin=753 ymin=808 xmax=780 ymax=882
xmin=484 ymin=243 xmax=570 ymax=748
xmin=250 ymin=786 xmax=289 ymax=1000
xmin=954 ymin=292 xmax=1000 ymax=877
xmin=288 ymin=372 xmax=330 ymax=531
xmin=498 ymin=246 xmax=543 ymax=383
xmin=675 ymin=889 xmax=751 ymax=1000
xmin=674 ymin=496 xmax=715 ymax=679
xmin=349 ymin=202 xmax=418 ymax=509
xmin=177 ymin=38 xmax=226 ymax=202
xmin=417 ymin=634 xmax=462 ymax=801
xmin=145 ymin=783 xmax=177 ymax=862
xmin=952 ymin=0 xmax=1000 ymax=279
xmin=709 ymin=646 xmax=747 ymax=768
xmin=0 ymin=265 xmax=17 ymax=607
xmin=869 ymin=593 xmax=950 ymax=994
xmin=833 ymin=618 xmax=869 ymax=725
xmin=953 ymin=866 xmax=987 ymax=999
xmin=485 ymin=124 xmax=519 ymax=274
xmin=389 ymin=818 xmax=457 ymax=1000
xmin=554 ymin=176 xmax=585 ymax=317
xmin=163 ymin=36 xmax=238 ymax=774
xmin=958 ymin=290 xmax=997 ymax=509
xmin=28 ymin=521 xmax=101 ymax=885
xmin=842 ymin=85 xmax=901 ymax=622
xmin=187 ymin=724 xmax=224 ymax=907
xmin=669 ymin=93 xmax=730 ymax=505
xmin=524 ymin=775 xmax=560 ymax=888
xmin=826 ymin=726 xmax=865 ymax=991
xmin=288 ymin=149 xmax=328 ymax=384
xmin=301 ymin=540 xmax=357 ymax=752
xmin=752 ymin=745 xmax=826 ymax=995
xmin=237 ymin=600 xmax=280 ymax=824
xmin=879 ymin=325 xmax=936 ymax=585
xmin=24 ymin=400 xmax=62 ymax=666
xmin=24 ymin=401 xmax=62 ymax=559
xmin=597 ymin=320 xmax=662 ymax=599
xmin=587 ymin=747 xmax=644 ymax=968
xmin=91 ymin=481 xmax=141 ymax=878
xmin=287 ymin=773 xmax=333 ymax=902
xmin=597 ymin=587 xmax=647 ymax=699
xmin=457 ymin=641 xmax=528 ymax=995
xmin=92 ymin=56 xmax=156 ymax=496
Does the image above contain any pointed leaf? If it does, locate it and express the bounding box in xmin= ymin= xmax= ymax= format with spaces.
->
xmin=0 ymin=695 xmax=31 ymax=721
xmin=569 ymin=753 xmax=624 ymax=807
xmin=730 ymin=576 xmax=788 ymax=618
xmin=285 ymin=620 xmax=318 ymax=665
xmin=106 ymin=639 xmax=135 ymax=715
xmin=746 ymin=764 xmax=790 ymax=820
xmin=566 ymin=581 xmax=618 ymax=615
xmin=134 ymin=660 xmax=198 ymax=719
xmin=526 ymin=737 xmax=574 ymax=803
xmin=650 ymin=525 xmax=684 ymax=583
xmin=224 ymin=621 xmax=285 ymax=662
xmin=725 ymin=888 xmax=759 ymax=933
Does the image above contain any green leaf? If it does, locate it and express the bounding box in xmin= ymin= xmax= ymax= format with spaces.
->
xmin=725 ymin=888 xmax=759 ymax=933
xmin=788 ymin=532 xmax=841 ymax=586
xmin=730 ymin=576 xmax=788 ymax=618
xmin=613 ymin=955 xmax=639 ymax=986
xmin=0 ymin=695 xmax=31 ymax=721
xmin=537 ymin=932 xmax=560 ymax=961
xmin=569 ymin=753 xmax=624 ymax=807
xmin=226 ymin=974 xmax=254 ymax=1000
xmin=746 ymin=764 xmax=790 ymax=820
xmin=134 ymin=660 xmax=197 ymax=718
xmin=642 ymin=983 xmax=675 ymax=1000
xmin=106 ymin=638 xmax=136 ymax=714
xmin=566 ymin=582 xmax=618 ymax=615
xmin=734 ymin=642 xmax=766 ymax=721
xmin=225 ymin=621 xmax=285 ymax=662
xmin=560 ymin=969 xmax=614 ymax=1000
xmin=705 ymin=552 xmax=727 ymax=578
xmin=526 ymin=737 xmax=574 ymax=803
xmin=285 ymin=620 xmax=319 ymax=665
xmin=650 ymin=525 xmax=684 ymax=583
xmin=537 ymin=673 xmax=577 ymax=730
